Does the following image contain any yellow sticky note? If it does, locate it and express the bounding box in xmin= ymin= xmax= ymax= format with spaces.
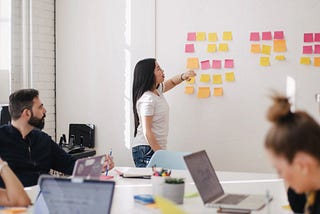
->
xmin=196 ymin=32 xmax=206 ymax=41
xmin=186 ymin=58 xmax=199 ymax=69
xmin=155 ymin=196 xmax=186 ymax=214
xmin=222 ymin=31 xmax=232 ymax=41
xmin=208 ymin=32 xmax=218 ymax=42
xmin=207 ymin=44 xmax=217 ymax=53
xmin=213 ymin=87 xmax=223 ymax=96
xmin=261 ymin=45 xmax=271 ymax=55
xmin=225 ymin=72 xmax=235 ymax=82
xmin=218 ymin=43 xmax=229 ymax=52
xmin=197 ymin=87 xmax=210 ymax=98
xmin=212 ymin=74 xmax=222 ymax=84
xmin=186 ymin=76 xmax=195 ymax=84
xmin=250 ymin=44 xmax=261 ymax=53
xmin=300 ymin=57 xmax=311 ymax=65
xmin=200 ymin=74 xmax=210 ymax=83
xmin=260 ymin=57 xmax=270 ymax=66
xmin=184 ymin=86 xmax=194 ymax=94
xmin=273 ymin=40 xmax=287 ymax=52
xmin=275 ymin=55 xmax=286 ymax=61
xmin=314 ymin=57 xmax=320 ymax=66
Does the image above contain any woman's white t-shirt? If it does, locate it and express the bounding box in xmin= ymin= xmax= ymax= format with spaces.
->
xmin=132 ymin=84 xmax=169 ymax=149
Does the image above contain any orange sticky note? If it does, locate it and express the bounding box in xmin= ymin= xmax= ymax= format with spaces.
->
xmin=208 ymin=32 xmax=218 ymax=42
xmin=261 ymin=45 xmax=271 ymax=55
xmin=222 ymin=31 xmax=232 ymax=41
xmin=273 ymin=40 xmax=287 ymax=52
xmin=200 ymin=74 xmax=210 ymax=83
xmin=225 ymin=72 xmax=235 ymax=82
xmin=186 ymin=58 xmax=199 ymax=69
xmin=218 ymin=43 xmax=229 ymax=52
xmin=250 ymin=44 xmax=261 ymax=53
xmin=197 ymin=87 xmax=210 ymax=98
xmin=207 ymin=44 xmax=217 ymax=53
xmin=314 ymin=57 xmax=320 ymax=67
xmin=185 ymin=86 xmax=194 ymax=94
xmin=186 ymin=76 xmax=195 ymax=84
xmin=213 ymin=87 xmax=223 ymax=96
xmin=260 ymin=57 xmax=270 ymax=66
xmin=196 ymin=32 xmax=206 ymax=41
xmin=300 ymin=57 xmax=311 ymax=65
xmin=213 ymin=74 xmax=222 ymax=84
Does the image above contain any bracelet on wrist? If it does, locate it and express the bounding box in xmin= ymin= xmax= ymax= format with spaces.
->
xmin=180 ymin=73 xmax=185 ymax=81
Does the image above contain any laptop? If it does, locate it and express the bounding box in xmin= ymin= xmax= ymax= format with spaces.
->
xmin=34 ymin=175 xmax=115 ymax=214
xmin=183 ymin=150 xmax=272 ymax=211
xmin=72 ymin=154 xmax=105 ymax=179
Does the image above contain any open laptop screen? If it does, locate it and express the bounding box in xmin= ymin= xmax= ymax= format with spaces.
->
xmin=34 ymin=176 xmax=115 ymax=214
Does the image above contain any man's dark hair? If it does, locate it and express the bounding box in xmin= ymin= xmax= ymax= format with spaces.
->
xmin=9 ymin=89 xmax=39 ymax=120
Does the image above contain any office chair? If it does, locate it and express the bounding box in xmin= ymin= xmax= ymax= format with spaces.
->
xmin=146 ymin=150 xmax=190 ymax=170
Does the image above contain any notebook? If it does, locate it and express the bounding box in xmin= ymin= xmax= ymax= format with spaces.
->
xmin=183 ymin=150 xmax=272 ymax=211
xmin=34 ymin=175 xmax=115 ymax=214
xmin=72 ymin=154 xmax=105 ymax=179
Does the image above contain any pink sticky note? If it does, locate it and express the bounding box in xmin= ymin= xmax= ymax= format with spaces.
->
xmin=224 ymin=59 xmax=234 ymax=68
xmin=187 ymin=32 xmax=196 ymax=41
xmin=250 ymin=32 xmax=260 ymax=41
xmin=185 ymin=44 xmax=194 ymax=53
xmin=262 ymin=31 xmax=272 ymax=40
xmin=314 ymin=45 xmax=320 ymax=54
xmin=201 ymin=60 xmax=211 ymax=70
xmin=303 ymin=46 xmax=313 ymax=54
xmin=304 ymin=33 xmax=314 ymax=43
xmin=212 ymin=60 xmax=222 ymax=69
xmin=315 ymin=33 xmax=320 ymax=42
xmin=274 ymin=31 xmax=284 ymax=40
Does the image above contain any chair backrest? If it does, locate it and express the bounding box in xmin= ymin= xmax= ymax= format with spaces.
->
xmin=146 ymin=150 xmax=190 ymax=170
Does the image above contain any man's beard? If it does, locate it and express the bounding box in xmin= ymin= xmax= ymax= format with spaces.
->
xmin=28 ymin=112 xmax=45 ymax=130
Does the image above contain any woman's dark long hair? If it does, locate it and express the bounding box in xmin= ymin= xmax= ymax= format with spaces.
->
xmin=132 ymin=58 xmax=156 ymax=137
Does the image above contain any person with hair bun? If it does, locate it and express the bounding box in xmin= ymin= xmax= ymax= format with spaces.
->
xmin=265 ymin=94 xmax=320 ymax=214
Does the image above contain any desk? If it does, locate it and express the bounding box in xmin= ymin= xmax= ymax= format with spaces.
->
xmin=25 ymin=167 xmax=292 ymax=214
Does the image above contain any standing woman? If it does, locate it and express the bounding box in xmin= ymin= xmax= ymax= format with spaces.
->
xmin=265 ymin=95 xmax=320 ymax=214
xmin=132 ymin=58 xmax=196 ymax=167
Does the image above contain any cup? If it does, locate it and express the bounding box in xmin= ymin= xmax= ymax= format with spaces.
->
xmin=151 ymin=176 xmax=165 ymax=196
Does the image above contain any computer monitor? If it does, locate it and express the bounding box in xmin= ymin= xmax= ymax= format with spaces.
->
xmin=0 ymin=105 xmax=11 ymax=125
xmin=69 ymin=124 xmax=95 ymax=148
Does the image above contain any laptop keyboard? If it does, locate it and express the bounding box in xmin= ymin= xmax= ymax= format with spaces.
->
xmin=216 ymin=194 xmax=249 ymax=205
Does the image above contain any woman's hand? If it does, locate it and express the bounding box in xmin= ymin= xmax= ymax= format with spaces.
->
xmin=182 ymin=70 xmax=196 ymax=81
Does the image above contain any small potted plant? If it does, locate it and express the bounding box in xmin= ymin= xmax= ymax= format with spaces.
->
xmin=162 ymin=177 xmax=185 ymax=204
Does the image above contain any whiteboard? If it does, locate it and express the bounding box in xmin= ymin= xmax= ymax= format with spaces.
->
xmin=155 ymin=0 xmax=320 ymax=172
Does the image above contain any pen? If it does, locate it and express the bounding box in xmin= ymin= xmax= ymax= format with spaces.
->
xmin=106 ymin=149 xmax=112 ymax=176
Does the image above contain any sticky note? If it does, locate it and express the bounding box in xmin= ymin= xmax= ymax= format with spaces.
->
xmin=155 ymin=196 xmax=186 ymax=214
xmin=212 ymin=60 xmax=222 ymax=69
xmin=186 ymin=58 xmax=199 ymax=69
xmin=275 ymin=55 xmax=285 ymax=61
xmin=262 ymin=31 xmax=272 ymax=40
xmin=218 ymin=43 xmax=229 ymax=52
xmin=250 ymin=32 xmax=260 ymax=41
xmin=186 ymin=76 xmax=195 ymax=84
xmin=187 ymin=32 xmax=196 ymax=41
xmin=315 ymin=33 xmax=320 ymax=42
xmin=222 ymin=31 xmax=232 ymax=41
xmin=213 ymin=74 xmax=222 ymax=84
xmin=261 ymin=45 xmax=272 ymax=55
xmin=200 ymin=74 xmax=210 ymax=82
xmin=300 ymin=57 xmax=311 ymax=65
xmin=201 ymin=60 xmax=211 ymax=70
xmin=185 ymin=44 xmax=194 ymax=53
xmin=197 ymin=87 xmax=210 ymax=98
xmin=213 ymin=88 xmax=223 ymax=96
xmin=314 ymin=45 xmax=320 ymax=54
xmin=274 ymin=31 xmax=284 ymax=40
xmin=207 ymin=44 xmax=217 ymax=53
xmin=260 ymin=57 xmax=270 ymax=66
xmin=314 ymin=57 xmax=320 ymax=67
xmin=208 ymin=32 xmax=218 ymax=42
xmin=304 ymin=33 xmax=314 ymax=42
xmin=303 ymin=46 xmax=313 ymax=54
xmin=225 ymin=72 xmax=235 ymax=82
xmin=196 ymin=32 xmax=206 ymax=41
xmin=184 ymin=86 xmax=194 ymax=94
xmin=273 ymin=40 xmax=287 ymax=52
xmin=251 ymin=44 xmax=261 ymax=53
xmin=224 ymin=59 xmax=234 ymax=68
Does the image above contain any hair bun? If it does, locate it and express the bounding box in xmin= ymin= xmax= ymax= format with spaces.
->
xmin=267 ymin=94 xmax=291 ymax=122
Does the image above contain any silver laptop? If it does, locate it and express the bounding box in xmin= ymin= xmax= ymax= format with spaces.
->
xmin=34 ymin=175 xmax=115 ymax=214
xmin=72 ymin=154 xmax=105 ymax=179
xmin=184 ymin=150 xmax=272 ymax=211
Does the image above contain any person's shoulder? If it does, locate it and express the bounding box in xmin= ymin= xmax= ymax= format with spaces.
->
xmin=139 ymin=91 xmax=155 ymax=103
